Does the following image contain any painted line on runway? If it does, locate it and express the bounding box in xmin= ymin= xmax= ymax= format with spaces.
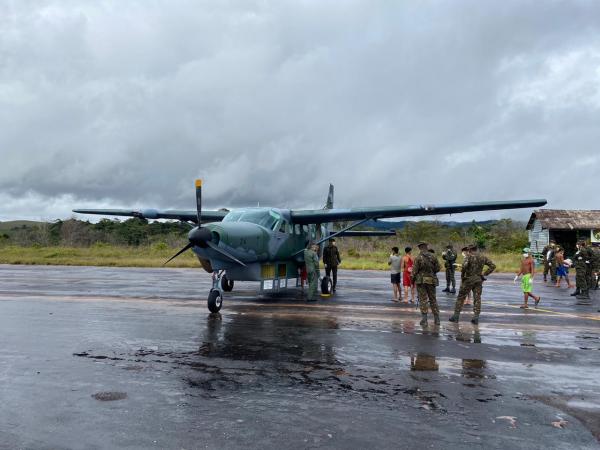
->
xmin=493 ymin=302 xmax=600 ymax=322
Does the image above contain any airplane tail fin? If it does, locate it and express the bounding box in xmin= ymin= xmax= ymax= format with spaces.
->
xmin=324 ymin=184 xmax=334 ymax=210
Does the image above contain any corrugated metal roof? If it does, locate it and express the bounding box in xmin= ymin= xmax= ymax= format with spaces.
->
xmin=526 ymin=209 xmax=600 ymax=230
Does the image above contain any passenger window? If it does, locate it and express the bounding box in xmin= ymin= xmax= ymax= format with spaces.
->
xmin=295 ymin=224 xmax=301 ymax=235
xmin=302 ymin=225 xmax=308 ymax=233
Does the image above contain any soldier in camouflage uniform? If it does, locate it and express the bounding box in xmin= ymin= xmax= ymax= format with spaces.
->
xmin=541 ymin=241 xmax=557 ymax=283
xmin=592 ymin=244 xmax=600 ymax=290
xmin=584 ymin=241 xmax=595 ymax=293
xmin=573 ymin=240 xmax=592 ymax=303
xmin=442 ymin=244 xmax=457 ymax=294
xmin=303 ymin=242 xmax=320 ymax=302
xmin=449 ymin=245 xmax=496 ymax=325
xmin=411 ymin=242 xmax=441 ymax=325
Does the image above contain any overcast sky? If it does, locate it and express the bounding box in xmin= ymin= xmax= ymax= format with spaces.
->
xmin=1 ymin=1 xmax=599 ymax=222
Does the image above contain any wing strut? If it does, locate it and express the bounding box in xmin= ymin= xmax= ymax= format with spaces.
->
xmin=292 ymin=216 xmax=377 ymax=256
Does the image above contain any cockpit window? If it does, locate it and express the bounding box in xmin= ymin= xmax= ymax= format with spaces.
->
xmin=223 ymin=211 xmax=243 ymax=222
xmin=223 ymin=209 xmax=282 ymax=230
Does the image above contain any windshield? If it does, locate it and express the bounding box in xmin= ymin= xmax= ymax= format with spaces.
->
xmin=222 ymin=209 xmax=281 ymax=229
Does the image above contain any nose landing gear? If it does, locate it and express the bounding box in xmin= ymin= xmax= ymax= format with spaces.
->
xmin=208 ymin=270 xmax=228 ymax=313
xmin=207 ymin=289 xmax=223 ymax=313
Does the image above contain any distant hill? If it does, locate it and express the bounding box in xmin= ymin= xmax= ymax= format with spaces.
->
xmin=0 ymin=220 xmax=43 ymax=232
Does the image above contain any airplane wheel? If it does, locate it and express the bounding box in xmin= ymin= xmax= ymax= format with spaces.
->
xmin=321 ymin=276 xmax=333 ymax=295
xmin=221 ymin=275 xmax=234 ymax=292
xmin=207 ymin=289 xmax=223 ymax=313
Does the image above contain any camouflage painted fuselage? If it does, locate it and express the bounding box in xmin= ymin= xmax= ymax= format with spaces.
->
xmin=192 ymin=207 xmax=323 ymax=283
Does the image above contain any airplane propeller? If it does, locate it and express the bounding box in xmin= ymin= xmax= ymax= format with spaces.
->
xmin=163 ymin=180 xmax=246 ymax=267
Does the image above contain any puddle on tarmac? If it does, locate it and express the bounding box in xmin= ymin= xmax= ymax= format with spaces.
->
xmin=92 ymin=391 xmax=127 ymax=401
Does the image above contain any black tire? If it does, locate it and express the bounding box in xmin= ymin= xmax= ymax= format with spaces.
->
xmin=321 ymin=276 xmax=333 ymax=295
xmin=207 ymin=289 xmax=223 ymax=313
xmin=221 ymin=275 xmax=234 ymax=292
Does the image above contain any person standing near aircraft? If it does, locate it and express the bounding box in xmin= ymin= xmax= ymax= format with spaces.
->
xmin=542 ymin=241 xmax=557 ymax=283
xmin=592 ymin=243 xmax=600 ymax=290
xmin=514 ymin=247 xmax=541 ymax=308
xmin=401 ymin=247 xmax=415 ymax=303
xmin=304 ymin=242 xmax=321 ymax=302
xmin=458 ymin=246 xmax=473 ymax=306
xmin=442 ymin=244 xmax=457 ymax=294
xmin=572 ymin=240 xmax=593 ymax=303
xmin=388 ymin=247 xmax=402 ymax=302
xmin=323 ymin=238 xmax=342 ymax=292
xmin=412 ymin=242 xmax=441 ymax=325
xmin=449 ymin=245 xmax=496 ymax=325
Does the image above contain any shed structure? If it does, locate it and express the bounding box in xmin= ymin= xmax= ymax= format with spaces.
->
xmin=526 ymin=209 xmax=600 ymax=256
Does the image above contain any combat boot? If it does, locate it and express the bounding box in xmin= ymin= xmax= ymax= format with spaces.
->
xmin=570 ymin=289 xmax=580 ymax=297
xmin=433 ymin=314 xmax=440 ymax=325
xmin=450 ymin=288 xmax=456 ymax=294
xmin=448 ymin=313 xmax=459 ymax=323
xmin=442 ymin=287 xmax=449 ymax=293
xmin=471 ymin=315 xmax=479 ymax=325
xmin=420 ymin=314 xmax=428 ymax=326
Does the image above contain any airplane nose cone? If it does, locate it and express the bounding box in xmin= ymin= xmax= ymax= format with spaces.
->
xmin=188 ymin=227 xmax=213 ymax=247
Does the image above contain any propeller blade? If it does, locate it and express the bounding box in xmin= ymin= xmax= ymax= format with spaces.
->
xmin=163 ymin=242 xmax=194 ymax=266
xmin=195 ymin=179 xmax=202 ymax=225
xmin=206 ymin=241 xmax=246 ymax=267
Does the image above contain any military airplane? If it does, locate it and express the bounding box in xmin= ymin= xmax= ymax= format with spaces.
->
xmin=74 ymin=181 xmax=546 ymax=312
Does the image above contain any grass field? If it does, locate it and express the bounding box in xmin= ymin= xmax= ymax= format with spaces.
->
xmin=0 ymin=244 xmax=522 ymax=273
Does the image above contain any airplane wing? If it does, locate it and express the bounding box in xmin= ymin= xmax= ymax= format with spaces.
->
xmin=290 ymin=199 xmax=547 ymax=224
xmin=72 ymin=208 xmax=227 ymax=223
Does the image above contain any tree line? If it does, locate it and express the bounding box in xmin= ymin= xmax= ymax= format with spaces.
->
xmin=1 ymin=218 xmax=528 ymax=253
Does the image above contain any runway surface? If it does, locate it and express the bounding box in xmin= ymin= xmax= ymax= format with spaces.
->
xmin=1 ymin=265 xmax=599 ymax=449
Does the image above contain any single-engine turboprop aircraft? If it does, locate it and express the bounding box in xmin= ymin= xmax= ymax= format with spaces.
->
xmin=74 ymin=181 xmax=546 ymax=313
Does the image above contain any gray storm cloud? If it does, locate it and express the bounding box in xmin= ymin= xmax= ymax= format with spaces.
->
xmin=1 ymin=1 xmax=599 ymax=221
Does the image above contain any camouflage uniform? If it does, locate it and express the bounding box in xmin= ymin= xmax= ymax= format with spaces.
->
xmin=541 ymin=244 xmax=551 ymax=282
xmin=303 ymin=247 xmax=320 ymax=301
xmin=592 ymin=246 xmax=600 ymax=290
xmin=412 ymin=249 xmax=441 ymax=322
xmin=572 ymin=246 xmax=589 ymax=299
xmin=583 ymin=246 xmax=594 ymax=292
xmin=442 ymin=247 xmax=457 ymax=292
xmin=452 ymin=251 xmax=496 ymax=320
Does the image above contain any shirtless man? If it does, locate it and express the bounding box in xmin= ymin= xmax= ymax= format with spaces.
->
xmin=515 ymin=247 xmax=541 ymax=308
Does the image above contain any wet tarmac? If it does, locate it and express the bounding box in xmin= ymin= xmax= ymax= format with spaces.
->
xmin=0 ymin=264 xmax=599 ymax=449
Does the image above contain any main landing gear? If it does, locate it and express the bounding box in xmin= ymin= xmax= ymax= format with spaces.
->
xmin=208 ymin=270 xmax=233 ymax=313
xmin=321 ymin=275 xmax=333 ymax=295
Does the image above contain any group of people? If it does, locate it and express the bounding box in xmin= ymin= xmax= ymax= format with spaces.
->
xmin=301 ymin=239 xmax=342 ymax=302
xmin=389 ymin=242 xmax=496 ymax=325
xmin=302 ymin=236 xmax=599 ymax=317
xmin=538 ymin=240 xmax=600 ymax=306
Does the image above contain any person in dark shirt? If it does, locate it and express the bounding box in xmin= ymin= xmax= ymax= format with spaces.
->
xmin=323 ymin=238 xmax=342 ymax=292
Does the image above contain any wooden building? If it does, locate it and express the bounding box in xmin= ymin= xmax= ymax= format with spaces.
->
xmin=526 ymin=209 xmax=600 ymax=256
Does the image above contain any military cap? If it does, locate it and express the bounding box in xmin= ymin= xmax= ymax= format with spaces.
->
xmin=417 ymin=241 xmax=428 ymax=248
xmin=461 ymin=246 xmax=469 ymax=252
xmin=468 ymin=244 xmax=479 ymax=251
